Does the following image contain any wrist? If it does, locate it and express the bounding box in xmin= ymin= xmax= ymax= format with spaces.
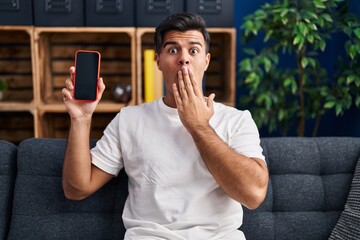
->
xmin=70 ymin=115 xmax=92 ymax=127
xmin=189 ymin=123 xmax=216 ymax=140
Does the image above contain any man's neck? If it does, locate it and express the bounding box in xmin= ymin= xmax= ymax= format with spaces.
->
xmin=162 ymin=96 xmax=177 ymax=108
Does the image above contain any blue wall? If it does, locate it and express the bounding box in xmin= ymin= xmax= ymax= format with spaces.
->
xmin=233 ymin=0 xmax=360 ymax=137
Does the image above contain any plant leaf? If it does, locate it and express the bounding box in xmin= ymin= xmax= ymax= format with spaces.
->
xmin=324 ymin=101 xmax=336 ymax=109
xmin=307 ymin=34 xmax=314 ymax=43
xmin=335 ymin=103 xmax=342 ymax=116
xmin=356 ymin=96 xmax=360 ymax=107
xmin=243 ymin=48 xmax=257 ymax=56
xmin=240 ymin=58 xmax=252 ymax=72
xmin=353 ymin=28 xmax=360 ymax=39
xmin=314 ymin=0 xmax=326 ymax=9
xmin=319 ymin=40 xmax=326 ymax=51
xmin=346 ymin=74 xmax=355 ymax=84
xmin=308 ymin=58 xmax=316 ymax=68
xmin=263 ymin=58 xmax=272 ymax=73
xmin=293 ymin=34 xmax=303 ymax=45
xmin=349 ymin=45 xmax=357 ymax=59
xmin=298 ymin=22 xmax=308 ymax=36
xmin=301 ymin=57 xmax=309 ymax=68
xmin=321 ymin=13 xmax=333 ymax=22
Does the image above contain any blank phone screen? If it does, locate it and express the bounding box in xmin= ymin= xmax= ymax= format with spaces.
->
xmin=74 ymin=51 xmax=100 ymax=100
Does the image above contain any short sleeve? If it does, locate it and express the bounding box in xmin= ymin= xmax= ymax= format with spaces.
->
xmin=91 ymin=112 xmax=123 ymax=176
xmin=229 ymin=110 xmax=265 ymax=161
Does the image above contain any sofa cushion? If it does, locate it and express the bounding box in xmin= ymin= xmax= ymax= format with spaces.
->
xmin=240 ymin=137 xmax=360 ymax=240
xmin=7 ymin=138 xmax=128 ymax=240
xmin=0 ymin=140 xmax=17 ymax=240
xmin=329 ymin=150 xmax=360 ymax=239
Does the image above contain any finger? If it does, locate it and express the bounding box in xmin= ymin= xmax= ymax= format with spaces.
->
xmin=182 ymin=67 xmax=195 ymax=98
xmin=65 ymin=78 xmax=74 ymax=90
xmin=62 ymin=87 xmax=72 ymax=101
xmin=188 ymin=68 xmax=201 ymax=97
xmin=69 ymin=66 xmax=75 ymax=82
xmin=178 ymin=70 xmax=188 ymax=100
xmin=96 ymin=77 xmax=106 ymax=100
xmin=172 ymin=83 xmax=182 ymax=107
xmin=207 ymin=93 xmax=215 ymax=109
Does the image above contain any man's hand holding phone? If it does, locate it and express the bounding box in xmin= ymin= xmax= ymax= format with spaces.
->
xmin=62 ymin=50 xmax=105 ymax=120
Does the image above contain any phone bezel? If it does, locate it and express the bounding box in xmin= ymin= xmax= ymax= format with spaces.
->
xmin=74 ymin=50 xmax=101 ymax=101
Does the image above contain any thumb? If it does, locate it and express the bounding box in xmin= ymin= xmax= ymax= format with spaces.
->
xmin=207 ymin=93 xmax=215 ymax=109
xmin=97 ymin=77 xmax=106 ymax=100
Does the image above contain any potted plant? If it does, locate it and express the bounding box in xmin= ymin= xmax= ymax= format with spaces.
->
xmin=0 ymin=79 xmax=7 ymax=101
xmin=239 ymin=0 xmax=360 ymax=136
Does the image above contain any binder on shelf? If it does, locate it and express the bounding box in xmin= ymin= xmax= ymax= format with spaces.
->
xmin=0 ymin=0 xmax=33 ymax=25
xmin=136 ymin=0 xmax=184 ymax=27
xmin=144 ymin=49 xmax=164 ymax=102
xmin=185 ymin=0 xmax=234 ymax=27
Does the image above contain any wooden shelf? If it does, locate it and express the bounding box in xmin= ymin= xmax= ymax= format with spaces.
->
xmin=33 ymin=27 xmax=137 ymax=105
xmin=136 ymin=27 xmax=236 ymax=106
xmin=33 ymin=27 xmax=137 ymax=138
xmin=0 ymin=110 xmax=35 ymax=145
xmin=0 ymin=102 xmax=35 ymax=111
xmin=0 ymin=26 xmax=236 ymax=142
xmin=38 ymin=111 xmax=118 ymax=139
xmin=38 ymin=102 xmax=127 ymax=113
xmin=0 ymin=26 xmax=35 ymax=105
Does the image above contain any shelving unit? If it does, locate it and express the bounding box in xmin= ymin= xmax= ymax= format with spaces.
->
xmin=0 ymin=26 xmax=235 ymax=144
xmin=136 ymin=27 xmax=236 ymax=106
xmin=0 ymin=26 xmax=36 ymax=144
xmin=33 ymin=27 xmax=136 ymax=138
xmin=39 ymin=112 xmax=118 ymax=140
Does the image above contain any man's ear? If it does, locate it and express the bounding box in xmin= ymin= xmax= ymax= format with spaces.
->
xmin=204 ymin=53 xmax=211 ymax=71
xmin=155 ymin=53 xmax=161 ymax=71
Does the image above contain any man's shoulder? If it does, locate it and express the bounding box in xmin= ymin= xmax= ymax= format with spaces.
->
xmin=213 ymin=102 xmax=255 ymax=128
xmin=214 ymin=102 xmax=250 ymax=116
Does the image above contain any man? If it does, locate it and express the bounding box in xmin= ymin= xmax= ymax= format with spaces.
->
xmin=62 ymin=12 xmax=268 ymax=240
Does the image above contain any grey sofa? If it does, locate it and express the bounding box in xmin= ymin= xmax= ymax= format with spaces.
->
xmin=1 ymin=137 xmax=360 ymax=240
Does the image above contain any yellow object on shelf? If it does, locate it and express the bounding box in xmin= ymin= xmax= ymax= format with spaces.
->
xmin=144 ymin=49 xmax=155 ymax=102
xmin=144 ymin=49 xmax=164 ymax=103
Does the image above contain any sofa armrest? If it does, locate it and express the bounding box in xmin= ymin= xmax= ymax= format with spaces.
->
xmin=8 ymin=138 xmax=128 ymax=240
xmin=0 ymin=140 xmax=17 ymax=240
xmin=240 ymin=137 xmax=360 ymax=240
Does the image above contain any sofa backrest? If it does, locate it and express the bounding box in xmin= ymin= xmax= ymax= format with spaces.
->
xmin=4 ymin=137 xmax=360 ymax=240
xmin=0 ymin=140 xmax=17 ymax=240
xmin=7 ymin=138 xmax=128 ymax=240
xmin=240 ymin=137 xmax=360 ymax=240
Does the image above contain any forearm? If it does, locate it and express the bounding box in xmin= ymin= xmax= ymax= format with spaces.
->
xmin=190 ymin=124 xmax=268 ymax=209
xmin=62 ymin=117 xmax=93 ymax=199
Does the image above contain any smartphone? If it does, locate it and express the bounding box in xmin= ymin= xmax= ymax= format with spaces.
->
xmin=74 ymin=50 xmax=101 ymax=101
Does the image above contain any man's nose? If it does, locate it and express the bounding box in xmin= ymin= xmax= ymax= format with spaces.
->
xmin=178 ymin=53 xmax=190 ymax=65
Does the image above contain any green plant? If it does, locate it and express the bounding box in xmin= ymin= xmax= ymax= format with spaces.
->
xmin=239 ymin=0 xmax=360 ymax=136
xmin=0 ymin=79 xmax=7 ymax=91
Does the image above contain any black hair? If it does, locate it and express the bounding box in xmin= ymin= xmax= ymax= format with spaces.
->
xmin=154 ymin=12 xmax=210 ymax=54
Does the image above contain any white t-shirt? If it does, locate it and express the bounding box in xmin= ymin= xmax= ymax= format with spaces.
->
xmin=91 ymin=99 xmax=265 ymax=240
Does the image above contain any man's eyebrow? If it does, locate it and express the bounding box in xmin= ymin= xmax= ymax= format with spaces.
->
xmin=162 ymin=41 xmax=203 ymax=48
xmin=190 ymin=41 xmax=203 ymax=47
xmin=163 ymin=41 xmax=177 ymax=48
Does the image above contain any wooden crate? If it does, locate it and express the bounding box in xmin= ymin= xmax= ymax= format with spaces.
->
xmin=136 ymin=28 xmax=236 ymax=106
xmin=0 ymin=111 xmax=34 ymax=144
xmin=40 ymin=112 xmax=117 ymax=139
xmin=0 ymin=27 xmax=34 ymax=103
xmin=34 ymin=28 xmax=136 ymax=106
xmin=206 ymin=30 xmax=236 ymax=106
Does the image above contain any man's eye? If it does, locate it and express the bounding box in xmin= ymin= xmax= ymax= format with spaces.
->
xmin=190 ymin=49 xmax=199 ymax=54
xmin=169 ymin=48 xmax=177 ymax=54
